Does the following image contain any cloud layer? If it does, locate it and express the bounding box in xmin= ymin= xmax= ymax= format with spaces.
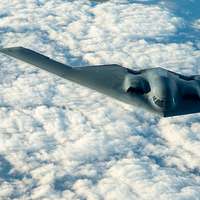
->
xmin=0 ymin=0 xmax=200 ymax=199
xmin=194 ymin=19 xmax=200 ymax=30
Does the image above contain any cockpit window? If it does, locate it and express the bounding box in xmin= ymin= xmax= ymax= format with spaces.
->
xmin=127 ymin=87 xmax=146 ymax=95
xmin=124 ymin=74 xmax=151 ymax=95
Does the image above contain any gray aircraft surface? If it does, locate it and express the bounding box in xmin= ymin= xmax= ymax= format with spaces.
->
xmin=0 ymin=47 xmax=200 ymax=117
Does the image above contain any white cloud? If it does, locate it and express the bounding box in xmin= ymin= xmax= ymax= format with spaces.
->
xmin=193 ymin=19 xmax=200 ymax=30
xmin=0 ymin=0 xmax=200 ymax=199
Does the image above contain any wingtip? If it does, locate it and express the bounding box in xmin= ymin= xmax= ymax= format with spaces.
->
xmin=0 ymin=48 xmax=8 ymax=54
xmin=1 ymin=46 xmax=23 ymax=49
xmin=0 ymin=46 xmax=25 ymax=54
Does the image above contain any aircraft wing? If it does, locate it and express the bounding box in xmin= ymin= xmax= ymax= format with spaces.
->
xmin=0 ymin=47 xmax=141 ymax=105
xmin=164 ymin=98 xmax=200 ymax=117
xmin=0 ymin=46 xmax=127 ymax=91
xmin=0 ymin=47 xmax=153 ymax=112
xmin=164 ymin=71 xmax=200 ymax=117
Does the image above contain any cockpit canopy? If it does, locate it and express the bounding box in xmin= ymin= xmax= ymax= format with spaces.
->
xmin=124 ymin=74 xmax=151 ymax=95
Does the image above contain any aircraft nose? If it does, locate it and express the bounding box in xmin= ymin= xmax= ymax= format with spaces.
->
xmin=151 ymin=76 xmax=175 ymax=111
xmin=153 ymin=77 xmax=171 ymax=97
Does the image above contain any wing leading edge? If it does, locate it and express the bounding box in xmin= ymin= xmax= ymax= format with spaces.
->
xmin=0 ymin=47 xmax=134 ymax=105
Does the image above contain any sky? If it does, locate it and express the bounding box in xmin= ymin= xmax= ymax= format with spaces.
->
xmin=0 ymin=0 xmax=200 ymax=199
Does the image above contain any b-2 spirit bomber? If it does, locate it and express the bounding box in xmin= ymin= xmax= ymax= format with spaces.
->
xmin=0 ymin=47 xmax=200 ymax=117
